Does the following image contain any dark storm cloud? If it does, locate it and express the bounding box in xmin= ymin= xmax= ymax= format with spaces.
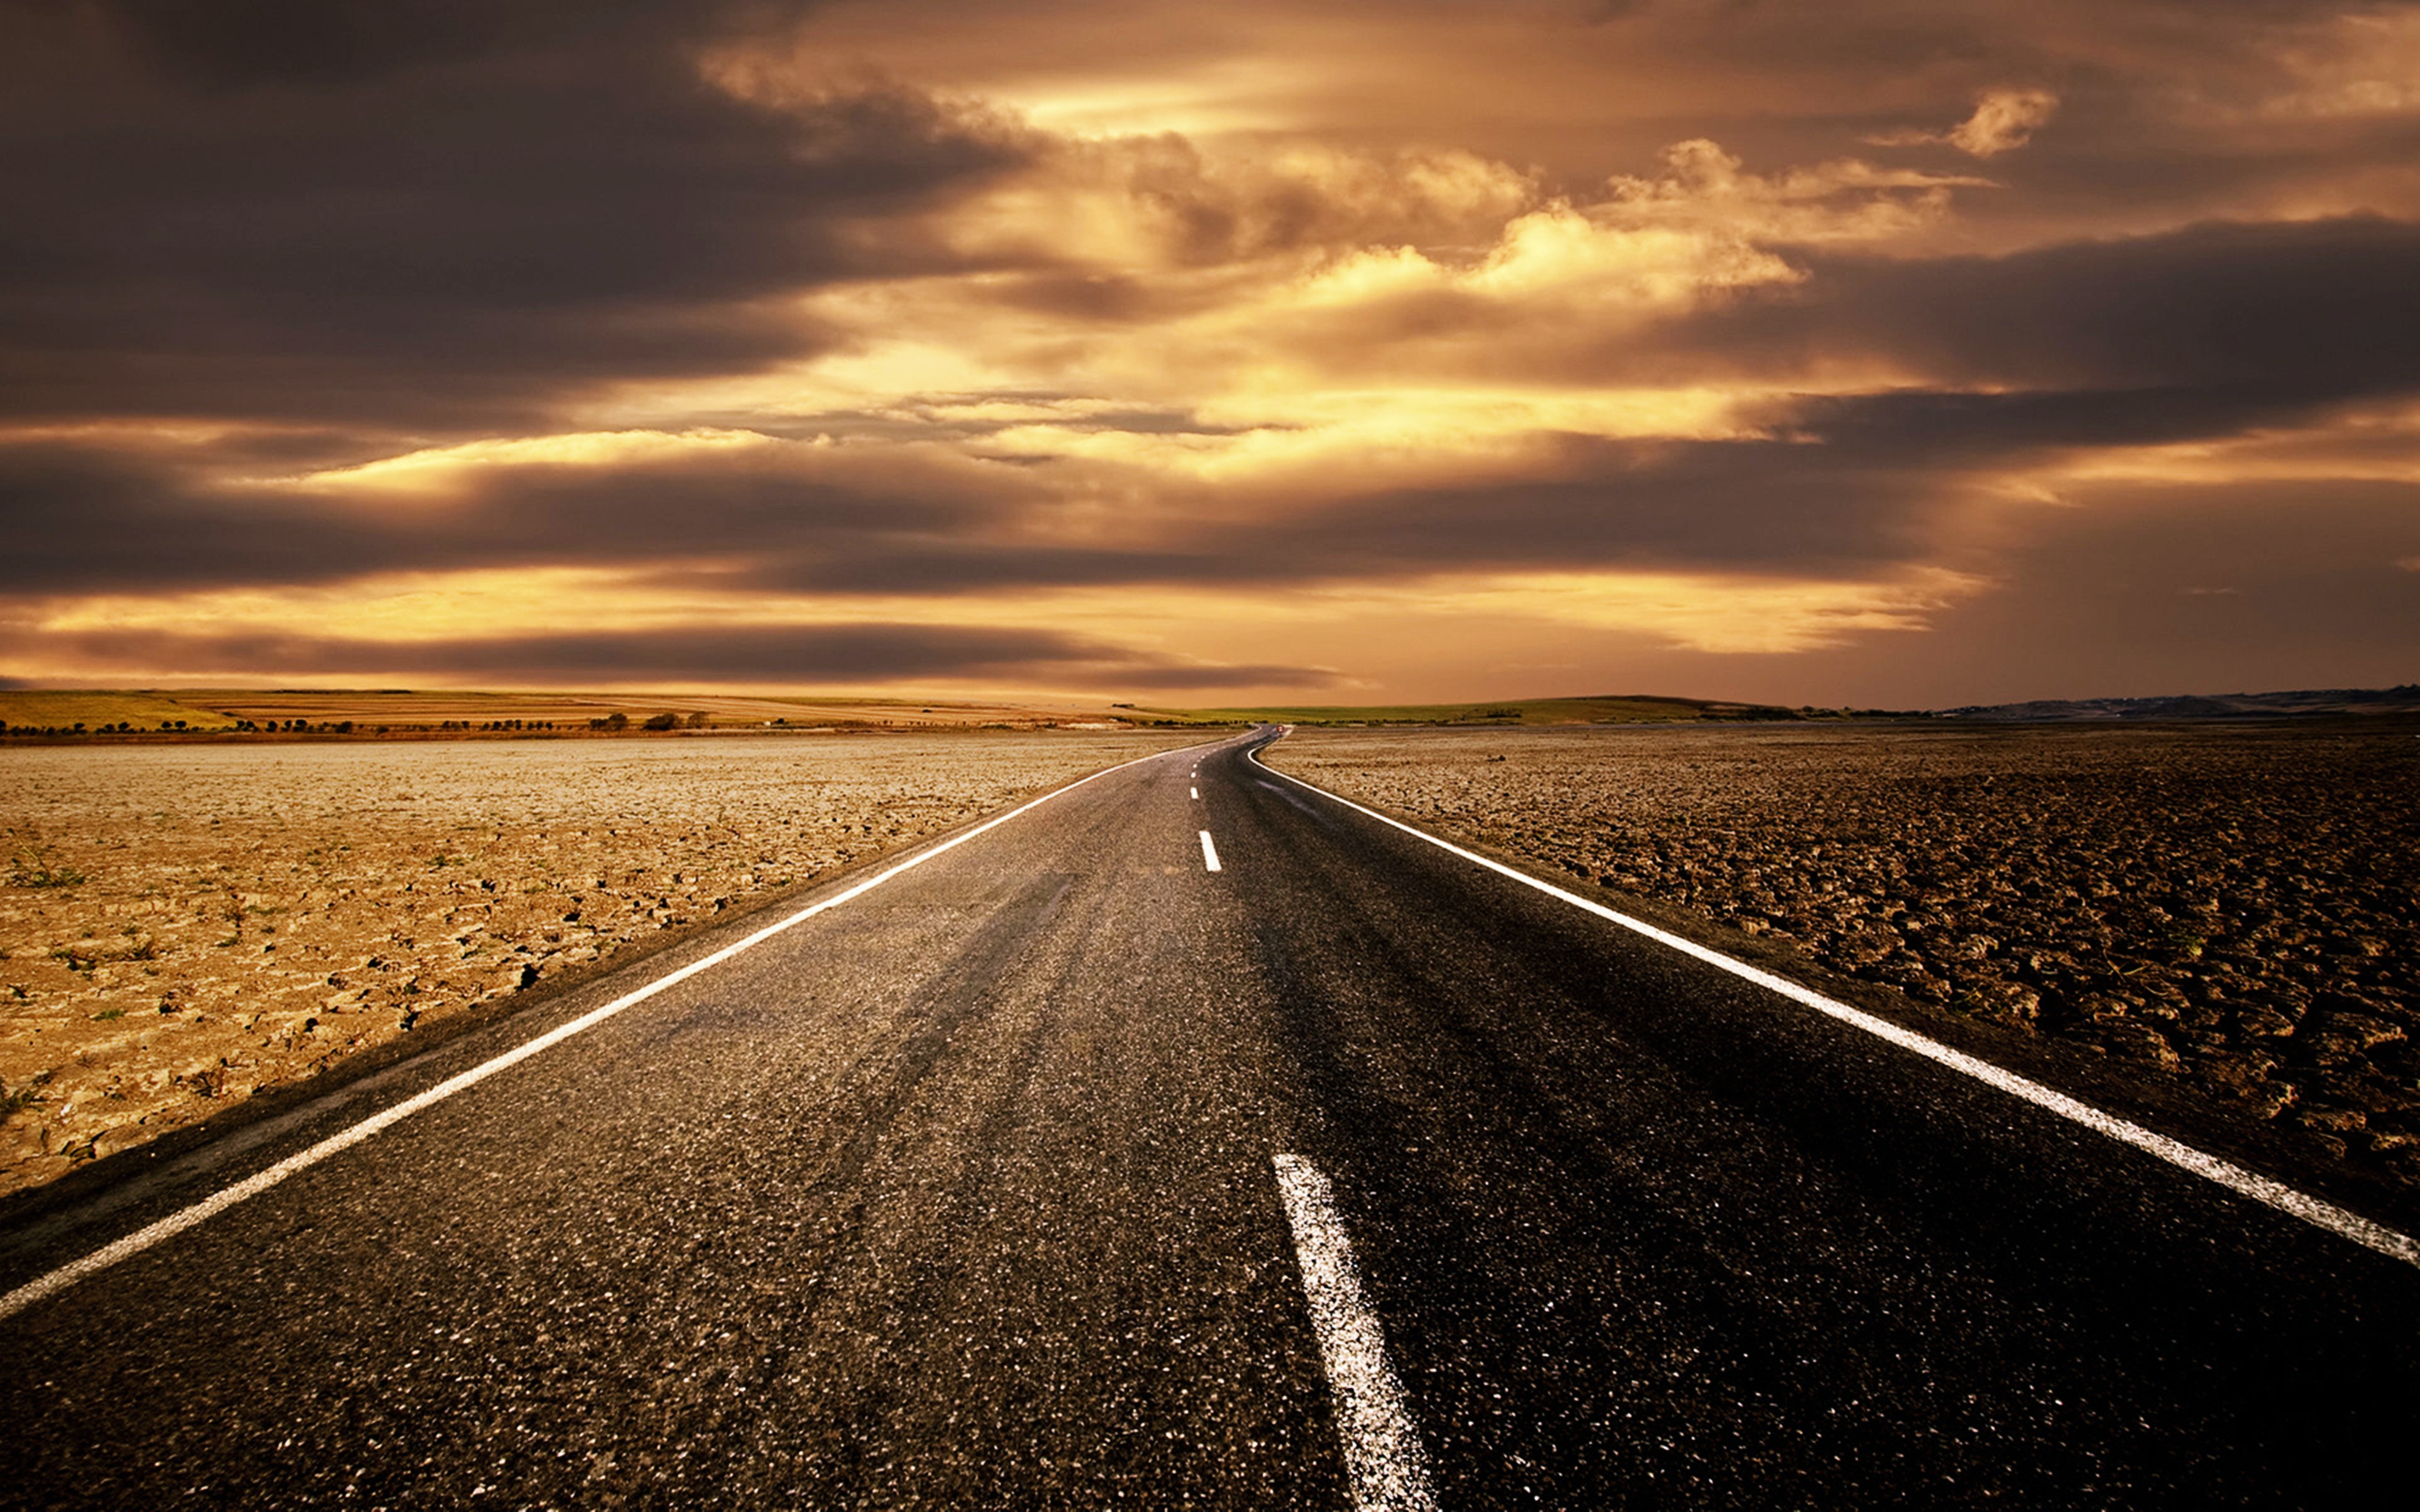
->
xmin=0 ymin=437 xmax=998 ymax=594
xmin=3 ymin=621 xmax=1334 ymax=689
xmin=0 ymin=390 xmax=2298 ymax=608
xmin=0 ymin=426 xmax=1952 ymax=598
xmin=0 ymin=0 xmax=1030 ymax=429
xmin=99 ymin=0 xmax=662 ymax=86
xmin=1261 ymin=439 xmax=1949 ymax=581
xmin=1695 ymin=215 xmax=2420 ymax=410
xmin=730 ymin=435 xmax=1962 ymax=591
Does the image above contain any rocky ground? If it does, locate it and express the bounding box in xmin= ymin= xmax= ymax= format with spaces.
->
xmin=0 ymin=731 xmax=1194 ymax=1194
xmin=1267 ymin=721 xmax=2420 ymax=1189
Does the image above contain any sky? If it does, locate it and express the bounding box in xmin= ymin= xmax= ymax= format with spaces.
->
xmin=4 ymin=0 xmax=2417 ymax=707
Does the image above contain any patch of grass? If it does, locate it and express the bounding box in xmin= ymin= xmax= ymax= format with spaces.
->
xmin=1 ymin=1075 xmax=48 ymax=1121
xmin=0 ymin=689 xmax=239 ymax=733
xmin=8 ymin=842 xmax=87 ymax=889
xmin=91 ymin=1007 xmax=125 ymax=1021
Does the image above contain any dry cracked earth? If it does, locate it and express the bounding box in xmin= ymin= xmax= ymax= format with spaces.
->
xmin=1268 ymin=721 xmax=2420 ymax=1193
xmin=0 ymin=731 xmax=1194 ymax=1194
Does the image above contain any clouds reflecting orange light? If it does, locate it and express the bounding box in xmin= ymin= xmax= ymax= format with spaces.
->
xmin=3 ymin=0 xmax=2416 ymax=702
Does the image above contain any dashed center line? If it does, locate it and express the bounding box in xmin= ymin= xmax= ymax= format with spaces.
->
xmin=1273 ymin=1154 xmax=1438 ymax=1512
xmin=1191 ymin=786 xmax=1200 ymax=799
xmin=1199 ymin=830 xmax=1222 ymax=872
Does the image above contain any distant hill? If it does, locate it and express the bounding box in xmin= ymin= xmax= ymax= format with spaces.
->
xmin=1939 ymin=685 xmax=2420 ymax=721
xmin=1144 ymin=694 xmax=1840 ymax=725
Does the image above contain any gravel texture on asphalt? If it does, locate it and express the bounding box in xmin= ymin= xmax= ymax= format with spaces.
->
xmin=0 ymin=731 xmax=1194 ymax=1194
xmin=1265 ymin=721 xmax=2420 ymax=1191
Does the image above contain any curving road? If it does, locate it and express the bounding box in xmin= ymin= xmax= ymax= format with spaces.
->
xmin=3 ymin=728 xmax=2414 ymax=1509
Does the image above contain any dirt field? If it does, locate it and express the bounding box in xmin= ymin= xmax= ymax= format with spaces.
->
xmin=0 ymin=686 xmax=1218 ymax=736
xmin=1266 ymin=722 xmax=2420 ymax=1187
xmin=0 ymin=731 xmax=1197 ymax=1194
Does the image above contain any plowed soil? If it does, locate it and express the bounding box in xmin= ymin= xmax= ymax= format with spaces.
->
xmin=1267 ymin=722 xmax=2420 ymax=1190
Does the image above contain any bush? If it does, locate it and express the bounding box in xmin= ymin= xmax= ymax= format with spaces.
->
xmin=643 ymin=712 xmax=680 ymax=731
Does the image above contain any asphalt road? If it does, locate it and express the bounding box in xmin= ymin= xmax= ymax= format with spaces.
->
xmin=3 ymin=728 xmax=2414 ymax=1509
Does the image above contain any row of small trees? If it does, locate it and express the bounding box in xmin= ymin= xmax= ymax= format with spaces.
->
xmin=587 ymin=711 xmax=713 ymax=731
xmin=0 ymin=719 xmax=209 ymax=736
xmin=1 ymin=713 xmax=717 ymax=738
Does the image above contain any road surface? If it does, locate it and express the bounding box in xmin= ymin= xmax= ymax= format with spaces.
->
xmin=3 ymin=728 xmax=2413 ymax=1508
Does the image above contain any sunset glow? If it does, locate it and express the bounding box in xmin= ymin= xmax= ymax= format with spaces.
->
xmin=5 ymin=0 xmax=2416 ymax=702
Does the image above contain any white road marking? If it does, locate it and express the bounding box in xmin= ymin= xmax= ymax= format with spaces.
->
xmin=1273 ymin=1154 xmax=1438 ymax=1512
xmin=0 ymin=738 xmax=1231 ymax=1324
xmin=1250 ymin=746 xmax=2420 ymax=1269
xmin=1199 ymin=830 xmax=1222 ymax=872
xmin=1191 ymin=786 xmax=1200 ymax=799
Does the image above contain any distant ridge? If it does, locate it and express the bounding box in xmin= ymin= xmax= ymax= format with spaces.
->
xmin=1940 ymin=684 xmax=2420 ymax=721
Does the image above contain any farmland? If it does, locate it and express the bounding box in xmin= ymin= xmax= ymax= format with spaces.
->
xmin=0 ymin=730 xmax=1196 ymax=1193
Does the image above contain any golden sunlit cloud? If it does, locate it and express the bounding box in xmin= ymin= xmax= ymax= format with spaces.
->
xmin=275 ymin=430 xmax=786 ymax=494
xmin=1359 ymin=566 xmax=1988 ymax=655
xmin=33 ymin=568 xmax=677 ymax=641
xmin=580 ymin=124 xmax=1952 ymax=470
xmin=1867 ymin=89 xmax=2060 ymax=158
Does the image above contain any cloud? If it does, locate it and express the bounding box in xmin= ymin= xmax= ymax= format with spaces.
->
xmin=97 ymin=0 xmax=668 ymax=88
xmin=0 ymin=428 xmax=1032 ymax=597
xmin=765 ymin=209 xmax=2420 ymax=604
xmin=1869 ymin=88 xmax=2060 ymax=158
xmin=8 ymin=0 xmax=2420 ymax=703
xmin=867 ymin=122 xmax=1545 ymax=277
xmin=2246 ymin=9 xmax=2420 ymax=122
xmin=0 ymin=619 xmax=1334 ymax=692
xmin=1600 ymin=139 xmax=1988 ymax=242
xmin=1949 ymin=88 xmax=2060 ymax=156
xmin=1663 ymin=214 xmax=2420 ymax=406
xmin=13 ymin=212 xmax=2416 ymax=619
xmin=0 ymin=1 xmax=1031 ymax=431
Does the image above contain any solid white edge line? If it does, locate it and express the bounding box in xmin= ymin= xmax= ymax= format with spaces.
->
xmin=1200 ymin=830 xmax=1223 ymax=872
xmin=1248 ymin=745 xmax=2420 ymax=1269
xmin=1272 ymin=1153 xmax=1439 ymax=1512
xmin=0 ymin=738 xmax=1234 ymax=1324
